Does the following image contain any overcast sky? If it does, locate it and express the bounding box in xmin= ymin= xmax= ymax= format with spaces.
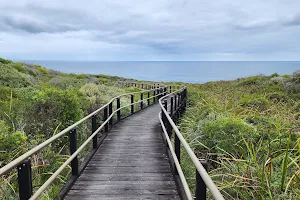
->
xmin=1 ymin=0 xmax=300 ymax=61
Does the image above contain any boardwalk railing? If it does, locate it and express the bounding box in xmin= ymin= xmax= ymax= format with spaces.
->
xmin=159 ymin=87 xmax=225 ymax=200
xmin=0 ymin=83 xmax=167 ymax=200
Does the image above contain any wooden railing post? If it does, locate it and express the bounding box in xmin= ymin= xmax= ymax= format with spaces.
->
xmin=17 ymin=159 xmax=33 ymax=200
xmin=92 ymin=115 xmax=97 ymax=149
xmin=141 ymin=84 xmax=143 ymax=89
xmin=104 ymin=107 xmax=109 ymax=132
xmin=153 ymin=89 xmax=156 ymax=103
xmin=163 ymin=99 xmax=171 ymax=137
xmin=196 ymin=161 xmax=208 ymax=200
xmin=69 ymin=129 xmax=78 ymax=176
xmin=117 ymin=98 xmax=121 ymax=122
xmin=147 ymin=91 xmax=150 ymax=106
xmin=164 ymin=87 xmax=167 ymax=96
xmin=131 ymin=94 xmax=134 ymax=114
xmin=174 ymin=134 xmax=180 ymax=168
xmin=109 ymin=102 xmax=113 ymax=126
xmin=170 ymin=96 xmax=174 ymax=117
xmin=169 ymin=85 xmax=172 ymax=93
xmin=140 ymin=92 xmax=144 ymax=110
xmin=174 ymin=95 xmax=177 ymax=111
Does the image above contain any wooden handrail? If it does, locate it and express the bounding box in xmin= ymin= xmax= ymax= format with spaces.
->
xmin=0 ymin=82 xmax=167 ymax=200
xmin=159 ymin=87 xmax=225 ymax=200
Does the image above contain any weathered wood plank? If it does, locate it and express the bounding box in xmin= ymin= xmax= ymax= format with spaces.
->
xmin=65 ymin=194 xmax=180 ymax=200
xmin=63 ymin=103 xmax=181 ymax=199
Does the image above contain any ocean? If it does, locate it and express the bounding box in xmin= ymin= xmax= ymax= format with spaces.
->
xmin=22 ymin=61 xmax=300 ymax=83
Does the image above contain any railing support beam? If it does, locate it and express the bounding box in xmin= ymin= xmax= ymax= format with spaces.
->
xmin=117 ymin=98 xmax=121 ymax=122
xmin=196 ymin=161 xmax=208 ymax=200
xmin=69 ymin=129 xmax=78 ymax=176
xmin=92 ymin=115 xmax=97 ymax=149
xmin=131 ymin=94 xmax=134 ymax=114
xmin=17 ymin=159 xmax=33 ymax=200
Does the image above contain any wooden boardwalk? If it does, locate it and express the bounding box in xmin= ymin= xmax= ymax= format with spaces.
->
xmin=64 ymin=104 xmax=181 ymax=200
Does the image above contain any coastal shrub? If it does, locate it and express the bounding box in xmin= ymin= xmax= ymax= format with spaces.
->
xmin=25 ymin=86 xmax=84 ymax=138
xmin=267 ymin=92 xmax=287 ymax=102
xmin=270 ymin=76 xmax=285 ymax=85
xmin=0 ymin=120 xmax=27 ymax=162
xmin=294 ymin=102 xmax=300 ymax=112
xmin=294 ymin=113 xmax=300 ymax=120
xmin=0 ymin=64 xmax=31 ymax=87
xmin=271 ymin=72 xmax=279 ymax=77
xmin=244 ymin=115 xmax=277 ymax=132
xmin=34 ymin=65 xmax=48 ymax=75
xmin=75 ymin=74 xmax=86 ymax=79
xmin=239 ymin=95 xmax=270 ymax=111
xmin=11 ymin=62 xmax=26 ymax=73
xmin=293 ymin=70 xmax=300 ymax=78
xmin=0 ymin=58 xmax=12 ymax=64
xmin=202 ymin=117 xmax=257 ymax=154
xmin=239 ymin=76 xmax=262 ymax=86
xmin=49 ymin=76 xmax=84 ymax=89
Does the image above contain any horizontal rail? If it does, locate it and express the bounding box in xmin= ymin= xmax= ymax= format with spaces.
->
xmin=159 ymin=88 xmax=224 ymax=200
xmin=159 ymin=112 xmax=193 ymax=200
xmin=30 ymin=90 xmax=166 ymax=199
xmin=0 ymin=84 xmax=166 ymax=176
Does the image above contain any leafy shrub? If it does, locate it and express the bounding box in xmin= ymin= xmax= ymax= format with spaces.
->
xmin=270 ymin=77 xmax=285 ymax=85
xmin=244 ymin=115 xmax=277 ymax=131
xmin=202 ymin=117 xmax=257 ymax=154
xmin=239 ymin=76 xmax=262 ymax=86
xmin=239 ymin=95 xmax=270 ymax=111
xmin=0 ymin=58 xmax=12 ymax=64
xmin=267 ymin=92 xmax=287 ymax=102
xmin=294 ymin=113 xmax=300 ymax=120
xmin=34 ymin=65 xmax=48 ymax=74
xmin=0 ymin=120 xmax=27 ymax=162
xmin=25 ymin=86 xmax=85 ymax=138
xmin=294 ymin=102 xmax=300 ymax=112
xmin=0 ymin=64 xmax=31 ymax=87
xmin=75 ymin=74 xmax=86 ymax=79
xmin=11 ymin=63 xmax=26 ymax=73
xmin=293 ymin=70 xmax=300 ymax=78
xmin=271 ymin=72 xmax=279 ymax=77
xmin=49 ymin=76 xmax=84 ymax=89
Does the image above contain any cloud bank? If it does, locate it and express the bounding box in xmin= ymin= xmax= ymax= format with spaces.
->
xmin=0 ymin=0 xmax=300 ymax=61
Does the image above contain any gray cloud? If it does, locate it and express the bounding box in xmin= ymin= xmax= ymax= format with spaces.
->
xmin=0 ymin=0 xmax=300 ymax=60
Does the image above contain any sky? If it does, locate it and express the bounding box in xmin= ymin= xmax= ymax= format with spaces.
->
xmin=1 ymin=0 xmax=300 ymax=61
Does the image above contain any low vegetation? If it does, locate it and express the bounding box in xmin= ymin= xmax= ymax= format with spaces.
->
xmin=180 ymin=73 xmax=300 ymax=199
xmin=0 ymin=58 xmax=140 ymax=199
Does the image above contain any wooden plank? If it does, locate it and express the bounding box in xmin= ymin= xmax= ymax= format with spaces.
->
xmin=65 ymin=194 xmax=180 ymax=200
xmin=77 ymin=174 xmax=175 ymax=181
xmin=67 ymin=188 xmax=178 ymax=195
xmin=63 ymin=103 xmax=181 ymax=199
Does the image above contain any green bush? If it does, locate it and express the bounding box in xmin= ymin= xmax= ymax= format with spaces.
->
xmin=0 ymin=64 xmax=31 ymax=87
xmin=11 ymin=63 xmax=26 ymax=73
xmin=75 ymin=74 xmax=86 ymax=79
xmin=294 ymin=113 xmax=300 ymax=120
xmin=267 ymin=92 xmax=287 ymax=102
xmin=202 ymin=117 xmax=257 ymax=154
xmin=271 ymin=72 xmax=279 ymax=77
xmin=239 ymin=95 xmax=270 ymax=111
xmin=239 ymin=76 xmax=262 ymax=86
xmin=0 ymin=120 xmax=27 ymax=161
xmin=0 ymin=58 xmax=12 ymax=64
xmin=34 ymin=65 xmax=48 ymax=74
xmin=25 ymin=86 xmax=85 ymax=138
